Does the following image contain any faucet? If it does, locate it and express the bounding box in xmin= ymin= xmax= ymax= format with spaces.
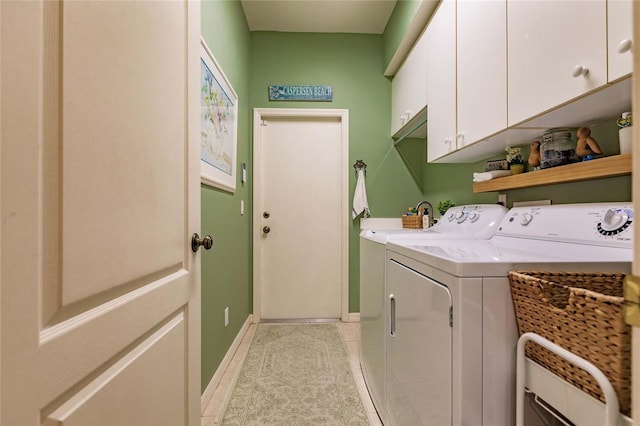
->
xmin=414 ymin=201 xmax=434 ymax=227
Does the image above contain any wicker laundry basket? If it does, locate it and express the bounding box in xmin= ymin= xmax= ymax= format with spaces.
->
xmin=508 ymin=270 xmax=631 ymax=416
xmin=401 ymin=214 xmax=422 ymax=229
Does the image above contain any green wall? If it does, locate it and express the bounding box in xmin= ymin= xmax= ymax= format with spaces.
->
xmin=382 ymin=0 xmax=424 ymax=71
xmin=201 ymin=0 xmax=252 ymax=393
xmin=249 ymin=32 xmax=423 ymax=313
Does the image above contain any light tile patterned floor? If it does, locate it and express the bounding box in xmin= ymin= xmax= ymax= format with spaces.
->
xmin=201 ymin=321 xmax=382 ymax=426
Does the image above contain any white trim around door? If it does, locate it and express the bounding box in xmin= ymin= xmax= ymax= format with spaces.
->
xmin=252 ymin=108 xmax=349 ymax=322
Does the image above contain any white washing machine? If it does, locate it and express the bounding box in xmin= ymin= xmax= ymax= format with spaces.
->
xmin=384 ymin=203 xmax=633 ymax=426
xmin=359 ymin=204 xmax=507 ymax=425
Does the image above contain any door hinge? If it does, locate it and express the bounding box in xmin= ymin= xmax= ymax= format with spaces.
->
xmin=449 ymin=306 xmax=453 ymax=327
xmin=261 ymin=120 xmax=268 ymax=126
xmin=624 ymin=274 xmax=640 ymax=327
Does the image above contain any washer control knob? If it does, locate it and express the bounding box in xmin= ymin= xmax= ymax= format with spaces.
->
xmin=469 ymin=212 xmax=480 ymax=223
xmin=455 ymin=211 xmax=467 ymax=223
xmin=447 ymin=213 xmax=455 ymax=222
xmin=598 ymin=208 xmax=631 ymax=235
xmin=520 ymin=213 xmax=533 ymax=226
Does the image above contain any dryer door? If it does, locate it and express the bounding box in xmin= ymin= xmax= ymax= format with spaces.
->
xmin=387 ymin=260 xmax=453 ymax=426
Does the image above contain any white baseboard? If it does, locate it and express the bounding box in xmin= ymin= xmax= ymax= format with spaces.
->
xmin=200 ymin=314 xmax=253 ymax=414
xmin=346 ymin=312 xmax=360 ymax=323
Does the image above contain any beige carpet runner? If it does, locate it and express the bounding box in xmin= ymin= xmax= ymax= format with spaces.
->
xmin=221 ymin=324 xmax=370 ymax=425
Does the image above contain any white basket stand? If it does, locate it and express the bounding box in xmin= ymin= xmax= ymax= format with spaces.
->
xmin=516 ymin=332 xmax=620 ymax=426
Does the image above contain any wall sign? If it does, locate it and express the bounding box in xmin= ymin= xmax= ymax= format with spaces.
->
xmin=268 ymin=85 xmax=333 ymax=101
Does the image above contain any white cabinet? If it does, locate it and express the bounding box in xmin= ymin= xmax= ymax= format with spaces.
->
xmin=507 ymin=0 xmax=607 ymax=126
xmin=457 ymin=0 xmax=507 ymax=148
xmin=608 ymin=0 xmax=633 ymax=82
xmin=426 ymin=0 xmax=456 ymax=162
xmin=391 ymin=29 xmax=427 ymax=137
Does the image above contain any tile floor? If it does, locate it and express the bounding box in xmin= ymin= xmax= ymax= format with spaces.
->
xmin=201 ymin=321 xmax=382 ymax=426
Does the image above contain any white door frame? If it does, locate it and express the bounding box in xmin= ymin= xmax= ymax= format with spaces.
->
xmin=252 ymin=108 xmax=349 ymax=323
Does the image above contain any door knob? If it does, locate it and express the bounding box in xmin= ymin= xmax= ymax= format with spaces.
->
xmin=191 ymin=233 xmax=214 ymax=252
xmin=263 ymin=226 xmax=271 ymax=234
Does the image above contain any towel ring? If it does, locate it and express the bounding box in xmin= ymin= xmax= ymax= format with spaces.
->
xmin=353 ymin=160 xmax=367 ymax=177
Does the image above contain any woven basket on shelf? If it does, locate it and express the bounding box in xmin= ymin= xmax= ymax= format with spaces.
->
xmin=508 ymin=270 xmax=631 ymax=416
xmin=401 ymin=214 xmax=422 ymax=229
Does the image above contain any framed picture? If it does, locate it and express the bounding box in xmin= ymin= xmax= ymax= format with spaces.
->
xmin=200 ymin=37 xmax=238 ymax=193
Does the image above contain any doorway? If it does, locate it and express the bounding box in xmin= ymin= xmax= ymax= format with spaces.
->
xmin=252 ymin=108 xmax=349 ymax=322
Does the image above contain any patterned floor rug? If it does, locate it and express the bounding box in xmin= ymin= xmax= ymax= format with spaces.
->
xmin=220 ymin=324 xmax=370 ymax=425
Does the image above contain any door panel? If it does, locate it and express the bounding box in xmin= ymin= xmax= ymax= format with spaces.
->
xmin=61 ymin=0 xmax=185 ymax=305
xmin=507 ymin=0 xmax=607 ymax=126
xmin=387 ymin=260 xmax=452 ymax=426
xmin=1 ymin=1 xmax=201 ymax=424
xmin=426 ymin=0 xmax=456 ymax=162
xmin=45 ymin=313 xmax=186 ymax=426
xmin=260 ymin=116 xmax=342 ymax=319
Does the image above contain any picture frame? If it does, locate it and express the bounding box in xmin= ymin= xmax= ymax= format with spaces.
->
xmin=200 ymin=37 xmax=238 ymax=193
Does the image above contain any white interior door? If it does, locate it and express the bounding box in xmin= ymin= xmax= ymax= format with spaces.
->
xmin=253 ymin=109 xmax=349 ymax=321
xmin=1 ymin=1 xmax=201 ymax=425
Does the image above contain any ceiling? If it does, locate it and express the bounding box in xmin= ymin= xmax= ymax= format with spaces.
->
xmin=240 ymin=0 xmax=398 ymax=34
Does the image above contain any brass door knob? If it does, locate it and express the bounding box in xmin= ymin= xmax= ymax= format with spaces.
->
xmin=191 ymin=233 xmax=214 ymax=252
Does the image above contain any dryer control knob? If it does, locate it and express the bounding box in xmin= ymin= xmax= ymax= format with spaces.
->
xmin=455 ymin=211 xmax=467 ymax=223
xmin=520 ymin=213 xmax=533 ymax=226
xmin=469 ymin=212 xmax=480 ymax=222
xmin=598 ymin=209 xmax=631 ymax=235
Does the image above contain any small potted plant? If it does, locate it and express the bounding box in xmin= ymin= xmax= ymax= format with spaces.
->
xmin=506 ymin=145 xmax=525 ymax=174
xmin=437 ymin=200 xmax=454 ymax=216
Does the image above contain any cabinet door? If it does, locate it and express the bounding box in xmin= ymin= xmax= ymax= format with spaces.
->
xmin=457 ymin=0 xmax=507 ymax=147
xmin=426 ymin=0 xmax=456 ymax=162
xmin=608 ymin=0 xmax=633 ymax=82
xmin=391 ymin=29 xmax=428 ymax=136
xmin=387 ymin=260 xmax=452 ymax=426
xmin=507 ymin=0 xmax=607 ymax=126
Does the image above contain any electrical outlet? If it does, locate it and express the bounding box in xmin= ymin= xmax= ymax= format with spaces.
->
xmin=224 ymin=307 xmax=229 ymax=327
xmin=498 ymin=194 xmax=507 ymax=206
xmin=241 ymin=200 xmax=245 ymax=215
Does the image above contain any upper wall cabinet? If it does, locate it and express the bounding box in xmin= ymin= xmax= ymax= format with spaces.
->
xmin=608 ymin=0 xmax=633 ymax=82
xmin=426 ymin=0 xmax=456 ymax=162
xmin=391 ymin=28 xmax=428 ymax=137
xmin=507 ymin=0 xmax=607 ymax=127
xmin=457 ymin=0 xmax=507 ymax=148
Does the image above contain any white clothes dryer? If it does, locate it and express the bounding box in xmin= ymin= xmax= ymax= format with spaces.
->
xmin=359 ymin=204 xmax=507 ymax=425
xmin=385 ymin=203 xmax=633 ymax=426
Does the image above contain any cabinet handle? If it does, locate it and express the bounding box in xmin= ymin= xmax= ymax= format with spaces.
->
xmin=389 ymin=294 xmax=396 ymax=337
xmin=456 ymin=132 xmax=465 ymax=148
xmin=572 ymin=65 xmax=589 ymax=78
xmin=399 ymin=111 xmax=410 ymax=126
xmin=618 ymin=39 xmax=633 ymax=54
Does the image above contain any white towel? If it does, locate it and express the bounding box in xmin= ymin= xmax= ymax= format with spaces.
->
xmin=473 ymin=170 xmax=512 ymax=182
xmin=352 ymin=169 xmax=370 ymax=219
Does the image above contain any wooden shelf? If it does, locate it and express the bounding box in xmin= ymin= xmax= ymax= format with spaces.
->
xmin=473 ymin=154 xmax=632 ymax=193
